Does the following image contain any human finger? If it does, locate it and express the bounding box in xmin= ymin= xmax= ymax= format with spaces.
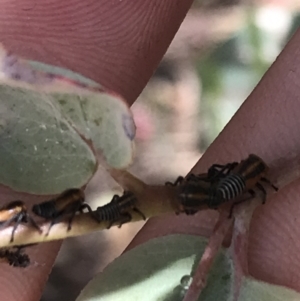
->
xmin=0 ymin=0 xmax=194 ymax=300
xmin=0 ymin=0 xmax=194 ymax=104
xmin=128 ymin=27 xmax=300 ymax=292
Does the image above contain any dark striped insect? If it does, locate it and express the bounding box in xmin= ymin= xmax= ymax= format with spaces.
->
xmin=175 ymin=154 xmax=278 ymax=216
xmin=0 ymin=201 xmax=41 ymax=242
xmin=32 ymin=188 xmax=92 ymax=235
xmin=211 ymin=154 xmax=277 ymax=199
xmin=92 ymin=191 xmax=146 ymax=228
xmin=166 ymin=169 xmax=228 ymax=214
xmin=176 ymin=178 xmax=218 ymax=215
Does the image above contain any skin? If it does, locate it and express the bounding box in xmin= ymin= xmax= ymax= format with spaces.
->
xmin=0 ymin=0 xmax=300 ymax=299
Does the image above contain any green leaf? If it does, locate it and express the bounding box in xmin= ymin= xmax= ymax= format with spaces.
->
xmin=27 ymin=58 xmax=136 ymax=169
xmin=54 ymin=91 xmax=135 ymax=169
xmin=238 ymin=277 xmax=300 ymax=301
xmin=0 ymin=49 xmax=135 ymax=194
xmin=0 ymin=84 xmax=97 ymax=194
xmin=76 ymin=233 xmax=300 ymax=301
xmin=76 ymin=234 xmax=233 ymax=301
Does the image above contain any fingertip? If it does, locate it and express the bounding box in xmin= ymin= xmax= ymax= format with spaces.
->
xmin=0 ymin=0 xmax=194 ymax=103
xmin=0 ymin=241 xmax=61 ymax=301
xmin=127 ymin=27 xmax=300 ymax=290
xmin=249 ymin=179 xmax=300 ymax=291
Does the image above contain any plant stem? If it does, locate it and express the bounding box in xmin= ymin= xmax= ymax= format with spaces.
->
xmin=182 ymin=206 xmax=233 ymax=301
xmin=0 ymin=171 xmax=179 ymax=248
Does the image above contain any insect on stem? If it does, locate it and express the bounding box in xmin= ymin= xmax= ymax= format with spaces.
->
xmin=171 ymin=154 xmax=278 ymax=217
xmin=0 ymin=200 xmax=41 ymax=243
xmin=92 ymin=191 xmax=146 ymax=228
xmin=32 ymin=188 xmax=93 ymax=236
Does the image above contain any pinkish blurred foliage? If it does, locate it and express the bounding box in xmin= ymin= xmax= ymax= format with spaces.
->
xmin=131 ymin=104 xmax=155 ymax=142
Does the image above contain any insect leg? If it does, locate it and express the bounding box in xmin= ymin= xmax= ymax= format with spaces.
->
xmin=117 ymin=213 xmax=132 ymax=228
xmin=184 ymin=208 xmax=198 ymax=215
xmin=132 ymin=207 xmax=146 ymax=220
xmin=260 ymin=177 xmax=278 ymax=191
xmin=165 ymin=176 xmax=185 ymax=186
xmin=248 ymin=189 xmax=256 ymax=198
xmin=67 ymin=209 xmax=78 ymax=231
xmin=111 ymin=194 xmax=121 ymax=202
xmin=185 ymin=174 xmax=210 ymax=183
xmin=46 ymin=220 xmax=56 ymax=236
xmin=10 ymin=213 xmax=25 ymax=243
xmin=61 ymin=201 xmax=84 ymax=231
xmin=255 ymin=182 xmax=267 ymax=204
xmin=106 ymin=213 xmax=131 ymax=229
xmin=26 ymin=214 xmax=42 ymax=234
xmin=70 ymin=203 xmax=93 ymax=229
xmin=79 ymin=203 xmax=93 ymax=213
xmin=0 ymin=218 xmax=15 ymax=232
xmin=106 ymin=220 xmax=114 ymax=229
xmin=0 ymin=212 xmax=26 ymax=242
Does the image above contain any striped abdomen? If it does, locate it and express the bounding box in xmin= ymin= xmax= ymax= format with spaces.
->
xmin=95 ymin=201 xmax=122 ymax=221
xmin=178 ymin=181 xmax=213 ymax=207
xmin=32 ymin=201 xmax=57 ymax=219
xmin=216 ymin=174 xmax=246 ymax=201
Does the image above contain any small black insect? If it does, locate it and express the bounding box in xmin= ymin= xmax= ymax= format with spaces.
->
xmin=209 ymin=154 xmax=278 ymax=215
xmin=0 ymin=246 xmax=31 ymax=268
xmin=166 ymin=169 xmax=227 ymax=215
xmin=0 ymin=201 xmax=41 ymax=242
xmin=176 ymin=179 xmax=216 ymax=215
xmin=211 ymin=154 xmax=277 ymax=197
xmin=92 ymin=191 xmax=146 ymax=228
xmin=32 ymin=188 xmax=92 ymax=235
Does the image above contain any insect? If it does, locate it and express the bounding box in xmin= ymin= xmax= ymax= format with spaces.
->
xmin=0 ymin=200 xmax=41 ymax=242
xmin=174 ymin=154 xmax=278 ymax=216
xmin=32 ymin=188 xmax=92 ymax=235
xmin=210 ymin=154 xmax=278 ymax=199
xmin=0 ymin=246 xmax=31 ymax=268
xmin=92 ymin=191 xmax=146 ymax=228
xmin=176 ymin=178 xmax=217 ymax=215
xmin=166 ymin=169 xmax=227 ymax=214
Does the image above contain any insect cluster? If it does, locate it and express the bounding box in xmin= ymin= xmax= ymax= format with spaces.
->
xmin=0 ymin=153 xmax=277 ymax=268
xmin=170 ymin=153 xmax=278 ymax=216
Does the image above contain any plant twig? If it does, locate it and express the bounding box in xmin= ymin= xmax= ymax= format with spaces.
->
xmin=0 ymin=171 xmax=179 ymax=248
xmin=182 ymin=205 xmax=234 ymax=301
xmin=229 ymin=195 xmax=261 ymax=301
xmin=183 ymin=190 xmax=275 ymax=301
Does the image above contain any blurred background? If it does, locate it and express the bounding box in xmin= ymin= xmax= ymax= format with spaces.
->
xmin=41 ymin=0 xmax=300 ymax=300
